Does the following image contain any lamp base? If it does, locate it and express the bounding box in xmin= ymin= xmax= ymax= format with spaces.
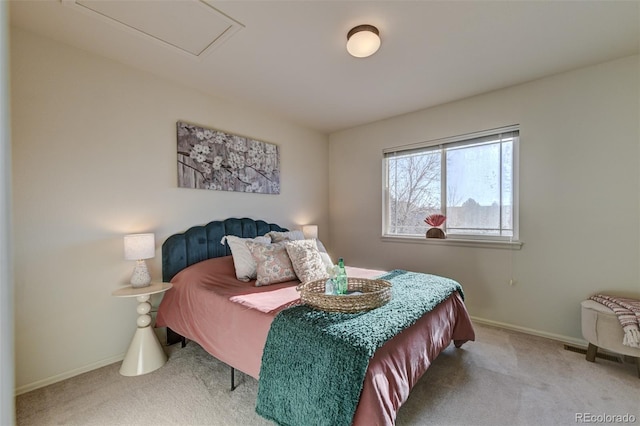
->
xmin=130 ymin=260 xmax=151 ymax=288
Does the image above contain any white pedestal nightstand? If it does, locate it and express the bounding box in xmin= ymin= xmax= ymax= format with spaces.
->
xmin=112 ymin=282 xmax=173 ymax=376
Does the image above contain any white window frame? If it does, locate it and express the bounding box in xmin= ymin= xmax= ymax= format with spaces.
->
xmin=382 ymin=125 xmax=522 ymax=248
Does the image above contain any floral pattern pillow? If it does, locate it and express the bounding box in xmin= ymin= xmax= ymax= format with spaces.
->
xmin=285 ymin=239 xmax=328 ymax=284
xmin=246 ymin=241 xmax=297 ymax=286
xmin=268 ymin=230 xmax=333 ymax=268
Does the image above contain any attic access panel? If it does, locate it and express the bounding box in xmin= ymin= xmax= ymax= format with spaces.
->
xmin=64 ymin=0 xmax=243 ymax=58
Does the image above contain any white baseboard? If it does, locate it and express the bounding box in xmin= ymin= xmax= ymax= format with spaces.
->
xmin=470 ymin=316 xmax=588 ymax=348
xmin=15 ymin=353 xmax=125 ymax=396
xmin=15 ymin=320 xmax=588 ymax=396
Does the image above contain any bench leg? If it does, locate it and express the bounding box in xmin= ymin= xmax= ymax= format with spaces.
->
xmin=231 ymin=367 xmax=237 ymax=391
xmin=586 ymin=343 xmax=598 ymax=362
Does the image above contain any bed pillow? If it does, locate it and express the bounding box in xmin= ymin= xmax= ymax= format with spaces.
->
xmin=314 ymin=240 xmax=333 ymax=269
xmin=246 ymin=241 xmax=297 ymax=286
xmin=285 ymin=239 xmax=329 ymax=284
xmin=267 ymin=230 xmax=305 ymax=243
xmin=221 ymin=235 xmax=271 ymax=281
xmin=268 ymin=230 xmax=333 ymax=268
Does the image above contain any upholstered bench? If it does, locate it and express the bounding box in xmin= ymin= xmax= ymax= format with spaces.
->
xmin=581 ymin=300 xmax=640 ymax=377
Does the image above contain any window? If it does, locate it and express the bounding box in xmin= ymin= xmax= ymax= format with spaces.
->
xmin=383 ymin=126 xmax=519 ymax=241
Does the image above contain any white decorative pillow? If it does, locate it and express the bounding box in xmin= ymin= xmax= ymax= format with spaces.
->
xmin=314 ymin=239 xmax=333 ymax=268
xmin=221 ymin=235 xmax=271 ymax=281
xmin=267 ymin=230 xmax=305 ymax=243
xmin=285 ymin=239 xmax=328 ymax=284
xmin=246 ymin=241 xmax=297 ymax=286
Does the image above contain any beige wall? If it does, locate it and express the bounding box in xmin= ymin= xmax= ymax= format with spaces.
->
xmin=329 ymin=55 xmax=640 ymax=343
xmin=10 ymin=28 xmax=329 ymax=392
xmin=10 ymin=23 xmax=640 ymax=394
xmin=1 ymin=3 xmax=15 ymax=424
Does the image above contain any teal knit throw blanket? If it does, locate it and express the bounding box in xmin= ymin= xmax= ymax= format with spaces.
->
xmin=255 ymin=270 xmax=464 ymax=426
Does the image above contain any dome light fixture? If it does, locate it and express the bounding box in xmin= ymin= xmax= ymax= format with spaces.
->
xmin=346 ymin=24 xmax=380 ymax=58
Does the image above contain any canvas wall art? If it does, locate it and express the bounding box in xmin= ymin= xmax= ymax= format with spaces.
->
xmin=177 ymin=121 xmax=280 ymax=194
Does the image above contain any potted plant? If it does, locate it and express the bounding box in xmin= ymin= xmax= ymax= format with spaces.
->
xmin=424 ymin=214 xmax=446 ymax=239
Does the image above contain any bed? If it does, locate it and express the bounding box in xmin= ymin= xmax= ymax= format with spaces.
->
xmin=156 ymin=217 xmax=475 ymax=425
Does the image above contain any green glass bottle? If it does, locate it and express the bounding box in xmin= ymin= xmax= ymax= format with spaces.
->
xmin=336 ymin=257 xmax=348 ymax=295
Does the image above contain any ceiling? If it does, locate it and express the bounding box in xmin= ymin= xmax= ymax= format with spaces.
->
xmin=9 ymin=0 xmax=640 ymax=134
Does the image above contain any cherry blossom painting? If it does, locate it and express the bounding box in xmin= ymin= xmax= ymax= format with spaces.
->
xmin=177 ymin=121 xmax=280 ymax=194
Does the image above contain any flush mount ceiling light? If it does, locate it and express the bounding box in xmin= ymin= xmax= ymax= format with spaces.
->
xmin=346 ymin=24 xmax=381 ymax=58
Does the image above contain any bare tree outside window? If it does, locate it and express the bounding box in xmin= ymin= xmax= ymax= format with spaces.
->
xmin=384 ymin=128 xmax=519 ymax=240
xmin=387 ymin=150 xmax=441 ymax=235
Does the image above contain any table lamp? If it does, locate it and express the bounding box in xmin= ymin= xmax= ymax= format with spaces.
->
xmin=124 ymin=233 xmax=155 ymax=287
xmin=302 ymin=225 xmax=318 ymax=240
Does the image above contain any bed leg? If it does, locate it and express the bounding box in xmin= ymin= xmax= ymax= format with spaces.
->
xmin=230 ymin=367 xmax=237 ymax=391
xmin=586 ymin=343 xmax=598 ymax=362
xmin=167 ymin=327 xmax=186 ymax=347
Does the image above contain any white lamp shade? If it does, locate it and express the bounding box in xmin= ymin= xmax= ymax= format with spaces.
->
xmin=346 ymin=25 xmax=381 ymax=58
xmin=124 ymin=233 xmax=155 ymax=260
xmin=302 ymin=225 xmax=318 ymax=240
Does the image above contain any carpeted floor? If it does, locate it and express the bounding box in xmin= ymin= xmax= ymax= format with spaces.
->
xmin=16 ymin=323 xmax=640 ymax=426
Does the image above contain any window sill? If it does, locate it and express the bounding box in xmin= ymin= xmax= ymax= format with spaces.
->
xmin=381 ymin=235 xmax=523 ymax=250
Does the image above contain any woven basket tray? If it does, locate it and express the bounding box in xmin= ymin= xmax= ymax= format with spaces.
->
xmin=297 ymin=277 xmax=392 ymax=313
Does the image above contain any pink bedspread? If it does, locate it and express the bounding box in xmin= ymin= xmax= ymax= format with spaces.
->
xmin=156 ymin=255 xmax=475 ymax=425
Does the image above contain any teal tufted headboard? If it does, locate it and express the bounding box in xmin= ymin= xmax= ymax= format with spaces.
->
xmin=161 ymin=217 xmax=288 ymax=282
